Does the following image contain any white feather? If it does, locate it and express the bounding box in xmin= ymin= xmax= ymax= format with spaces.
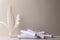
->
xmin=7 ymin=4 xmax=15 ymax=36
xmin=14 ymin=14 xmax=20 ymax=28
xmin=0 ymin=21 xmax=7 ymax=27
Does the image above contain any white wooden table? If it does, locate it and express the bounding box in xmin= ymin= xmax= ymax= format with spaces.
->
xmin=0 ymin=36 xmax=59 ymax=40
xmin=18 ymin=36 xmax=60 ymax=40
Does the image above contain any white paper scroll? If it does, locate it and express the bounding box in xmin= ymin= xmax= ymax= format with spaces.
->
xmin=20 ymin=30 xmax=36 ymax=36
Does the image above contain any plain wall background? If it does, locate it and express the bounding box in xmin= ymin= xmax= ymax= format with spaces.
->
xmin=0 ymin=0 xmax=60 ymax=36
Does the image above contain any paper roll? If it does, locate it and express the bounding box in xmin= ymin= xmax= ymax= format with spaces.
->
xmin=20 ymin=30 xmax=36 ymax=36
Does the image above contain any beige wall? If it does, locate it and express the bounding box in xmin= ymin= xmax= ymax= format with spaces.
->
xmin=0 ymin=0 xmax=10 ymax=36
xmin=0 ymin=0 xmax=60 ymax=36
xmin=15 ymin=0 xmax=60 ymax=35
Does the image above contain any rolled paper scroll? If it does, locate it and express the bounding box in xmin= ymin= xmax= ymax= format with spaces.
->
xmin=20 ymin=30 xmax=36 ymax=36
